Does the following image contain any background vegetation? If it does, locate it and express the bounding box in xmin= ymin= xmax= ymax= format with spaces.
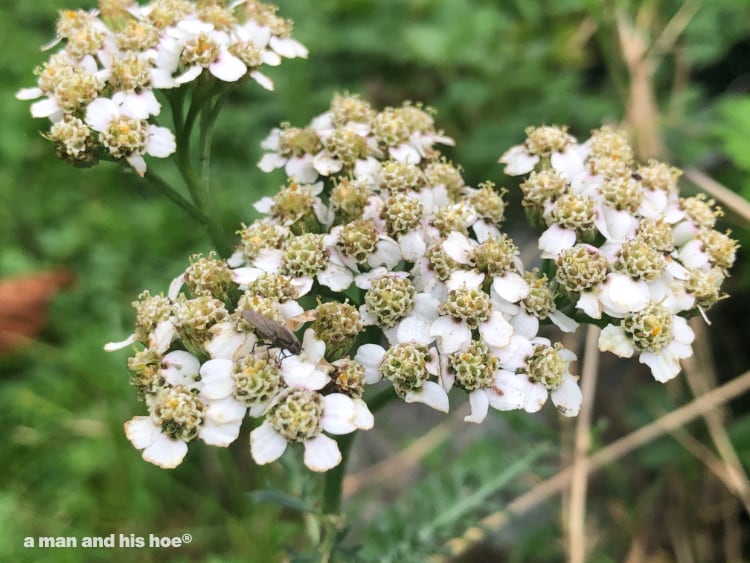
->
xmin=2 ymin=0 xmax=749 ymax=561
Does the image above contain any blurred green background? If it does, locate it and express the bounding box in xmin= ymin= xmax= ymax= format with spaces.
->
xmin=2 ymin=0 xmax=750 ymax=561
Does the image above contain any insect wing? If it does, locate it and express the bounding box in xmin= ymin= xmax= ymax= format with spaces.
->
xmin=242 ymin=310 xmax=301 ymax=355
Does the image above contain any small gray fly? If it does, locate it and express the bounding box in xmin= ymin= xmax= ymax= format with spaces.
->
xmin=242 ymin=310 xmax=302 ymax=355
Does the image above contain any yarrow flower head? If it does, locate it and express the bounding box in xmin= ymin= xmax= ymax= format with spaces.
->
xmin=17 ymin=0 xmax=307 ymax=176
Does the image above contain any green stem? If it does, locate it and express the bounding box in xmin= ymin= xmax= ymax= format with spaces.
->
xmin=138 ymin=169 xmax=209 ymax=225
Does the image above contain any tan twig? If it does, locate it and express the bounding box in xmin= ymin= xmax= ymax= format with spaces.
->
xmin=568 ymin=325 xmax=600 ymax=563
xmin=682 ymin=318 xmax=750 ymax=515
xmin=438 ymin=369 xmax=750 ymax=561
xmin=684 ymin=167 xmax=750 ymax=224
xmin=652 ymin=1 xmax=700 ymax=55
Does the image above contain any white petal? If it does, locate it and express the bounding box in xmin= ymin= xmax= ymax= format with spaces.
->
xmin=598 ymin=325 xmax=635 ymax=357
xmin=321 ymin=394 xmax=358 ymax=434
xmin=209 ymin=52 xmax=247 ymax=81
xmin=596 ymin=206 xmax=638 ymax=242
xmin=389 ymin=143 xmax=421 ymax=164
xmin=429 ymin=316 xmax=471 ymax=354
xmin=206 ymin=323 xmax=254 ymax=360
xmin=285 ymin=156 xmax=318 ymax=184
xmin=511 ymin=310 xmax=539 ymax=339
xmin=126 ymin=153 xmax=147 ymax=177
xmin=124 ymin=416 xmax=160 ymax=449
xmin=549 ymin=310 xmax=579 ymax=333
xmin=465 ymin=389 xmax=490 ymax=424
xmin=492 ymin=334 xmax=533 ymax=370
xmin=446 ymin=269 xmax=484 ymax=291
xmin=199 ymin=418 xmax=243 ymax=446
xmin=487 ymin=370 xmax=525 ymax=410
xmin=354 ymin=344 xmax=385 ymax=384
xmin=303 ymin=434 xmax=342 ymax=472
xmin=576 ymin=291 xmax=601 ymax=319
xmin=253 ymin=248 xmax=283 ymax=273
xmin=16 ymin=87 xmax=42 ymax=100
xmin=204 ymin=396 xmax=247 ymax=425
xmin=352 ymin=399 xmax=374 ymax=430
xmin=397 ymin=231 xmax=426 ymax=263
xmin=551 ymin=149 xmax=584 ymax=178
xmin=499 ymin=145 xmax=539 ymax=175
xmin=270 ymin=36 xmax=308 ymax=58
xmin=122 ymin=90 xmax=161 ymax=119
xmin=161 ymin=350 xmax=200 ymax=386
xmin=539 ymin=224 xmax=577 ymax=259
xmin=30 ymin=98 xmax=61 ymax=119
xmin=404 ymin=381 xmax=450 ymax=413
xmin=199 ymin=358 xmax=235 ymax=399
xmin=250 ymin=70 xmax=274 ymax=91
xmin=142 ymin=433 xmax=189 ymax=469
xmin=250 ymin=421 xmax=288 ymax=465
xmin=395 ymin=316 xmax=433 ymax=346
xmin=479 ymin=311 xmax=514 ymax=348
xmin=368 ymin=237 xmax=402 ymax=268
xmin=146 ymin=126 xmax=177 ymax=158
xmin=313 ymin=153 xmax=344 ymax=176
xmin=85 ymin=97 xmax=118 ymax=131
xmin=317 ymin=263 xmax=353 ymax=292
xmin=640 ymin=350 xmax=681 ymax=383
xmin=258 ymin=152 xmax=287 ymax=172
xmin=599 ymin=274 xmax=649 ymax=317
xmin=551 ymin=377 xmax=582 ymax=417
xmin=150 ymin=319 xmax=177 ymax=353
xmin=175 ymin=65 xmax=204 ymax=85
xmin=522 ymin=381 xmax=548 ymax=413
xmin=104 ymin=333 xmax=137 ymax=351
xmin=442 ymin=231 xmax=473 ymax=264
xmin=492 ymin=272 xmax=530 ymax=303
xmin=167 ymin=273 xmax=185 ymax=299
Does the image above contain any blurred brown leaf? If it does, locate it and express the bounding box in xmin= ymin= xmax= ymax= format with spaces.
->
xmin=0 ymin=269 xmax=75 ymax=353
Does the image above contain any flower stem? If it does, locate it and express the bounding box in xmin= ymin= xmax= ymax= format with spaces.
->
xmin=138 ymin=169 xmax=209 ymax=225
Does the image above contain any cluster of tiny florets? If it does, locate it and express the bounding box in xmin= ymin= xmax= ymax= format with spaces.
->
xmin=18 ymin=0 xmax=307 ymax=176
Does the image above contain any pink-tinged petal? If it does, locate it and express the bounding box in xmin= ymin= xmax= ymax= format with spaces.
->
xmin=598 ymin=325 xmax=635 ymax=358
xmin=199 ymin=358 xmax=234 ymax=399
xmin=303 ymin=434 xmax=342 ymax=472
xmin=539 ymin=224 xmax=576 ymax=259
xmin=492 ymin=272 xmax=530 ymax=303
xmin=672 ymin=221 xmax=698 ymax=246
xmin=30 ymin=98 xmax=61 ymax=119
xmin=124 ymin=416 xmax=160 ymax=449
xmin=488 ymin=370 xmax=525 ymax=411
xmin=85 ymin=97 xmax=118 ymax=131
xmin=442 ymin=232 xmax=473 ymax=264
xmin=639 ymin=188 xmax=668 ymax=218
xmin=352 ymin=399 xmax=374 ymax=430
xmin=250 ymin=70 xmax=274 ymax=90
xmin=523 ymin=381 xmax=548 ymax=413
xmin=146 ymin=125 xmax=176 ymax=157
xmin=204 ymin=396 xmax=247 ymax=425
xmin=258 ymin=152 xmax=287 ymax=172
xmin=405 ymin=381 xmax=450 ymax=413
xmin=175 ymin=65 xmax=204 ymax=85
xmin=679 ymin=240 xmax=709 ymax=270
xmin=250 ymin=421 xmax=288 ymax=465
xmin=104 ymin=333 xmax=137 ymax=351
xmin=551 ymin=377 xmax=582 ymax=417
xmin=126 ymin=153 xmax=147 ymax=177
xmin=479 ymin=311 xmax=514 ymax=348
xmin=142 ymin=433 xmax=189 ymax=469
xmin=150 ymin=319 xmax=177 ymax=353
xmin=209 ymin=52 xmax=247 ymax=81
xmin=639 ymin=350 xmax=681 ymax=383
xmin=161 ymin=350 xmax=200 ymax=386
xmin=465 ymin=389 xmax=490 ymax=424
xmin=499 ymin=145 xmax=539 ymax=175
xmin=389 ymin=143 xmax=420 ymax=164
xmin=199 ymin=418 xmax=242 ymax=446
xmin=270 ymin=36 xmax=308 ymax=58
xmin=429 ymin=316 xmax=471 ymax=354
xmin=285 ymin=155 xmax=318 ymax=184
xmin=313 ymin=153 xmax=343 ymax=176
xmin=321 ymin=394 xmax=358 ymax=434
xmin=16 ymin=87 xmax=43 ymax=100
xmin=549 ymin=310 xmax=579 ymax=333
xmin=354 ymin=344 xmax=386 ymax=384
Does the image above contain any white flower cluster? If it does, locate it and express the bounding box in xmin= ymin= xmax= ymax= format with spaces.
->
xmin=500 ymin=125 xmax=738 ymax=382
xmin=16 ymin=0 xmax=307 ymax=176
